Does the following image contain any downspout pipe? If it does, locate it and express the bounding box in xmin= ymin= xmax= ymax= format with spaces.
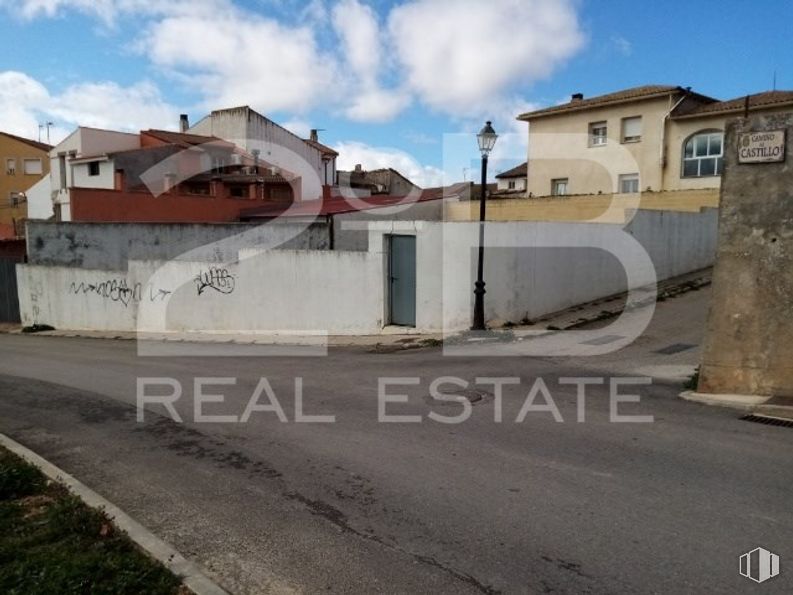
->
xmin=659 ymin=87 xmax=691 ymax=167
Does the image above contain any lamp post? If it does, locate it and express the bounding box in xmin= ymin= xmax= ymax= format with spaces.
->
xmin=472 ymin=121 xmax=497 ymax=331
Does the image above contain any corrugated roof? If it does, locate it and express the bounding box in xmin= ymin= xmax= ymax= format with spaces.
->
xmin=0 ymin=131 xmax=52 ymax=152
xmin=518 ymin=85 xmax=715 ymax=120
xmin=672 ymin=90 xmax=793 ymax=118
xmin=495 ymin=162 xmax=527 ymax=179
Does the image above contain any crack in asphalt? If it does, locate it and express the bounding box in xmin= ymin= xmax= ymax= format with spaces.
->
xmin=285 ymin=491 xmax=500 ymax=594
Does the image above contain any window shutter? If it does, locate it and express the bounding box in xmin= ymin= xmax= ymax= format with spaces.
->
xmin=623 ymin=117 xmax=641 ymax=139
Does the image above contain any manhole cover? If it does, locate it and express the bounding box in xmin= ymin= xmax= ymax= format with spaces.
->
xmin=424 ymin=388 xmax=493 ymax=407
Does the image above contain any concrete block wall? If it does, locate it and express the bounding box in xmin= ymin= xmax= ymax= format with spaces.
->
xmin=26 ymin=221 xmax=330 ymax=271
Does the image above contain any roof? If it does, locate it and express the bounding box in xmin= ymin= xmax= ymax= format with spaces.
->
xmin=0 ymin=131 xmax=52 ymax=152
xmin=303 ymin=138 xmax=339 ymax=157
xmin=518 ymin=85 xmax=717 ymax=120
xmin=142 ymin=129 xmax=224 ymax=148
xmin=672 ymin=90 xmax=793 ymax=119
xmin=240 ymin=182 xmax=471 ymax=219
xmin=495 ymin=162 xmax=527 ymax=179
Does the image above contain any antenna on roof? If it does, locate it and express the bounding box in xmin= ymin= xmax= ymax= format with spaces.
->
xmin=773 ymin=70 xmax=777 ymax=91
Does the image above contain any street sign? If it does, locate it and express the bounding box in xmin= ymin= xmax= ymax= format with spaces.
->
xmin=738 ymin=130 xmax=786 ymax=163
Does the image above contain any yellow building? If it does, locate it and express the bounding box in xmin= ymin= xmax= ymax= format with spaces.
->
xmin=0 ymin=132 xmax=52 ymax=237
xmin=517 ymin=85 xmax=793 ymax=198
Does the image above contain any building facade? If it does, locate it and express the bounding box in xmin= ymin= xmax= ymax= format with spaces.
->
xmin=0 ymin=132 xmax=52 ymax=236
xmin=494 ymin=162 xmax=527 ymax=196
xmin=189 ymin=107 xmax=338 ymax=202
xmin=518 ymin=86 xmax=793 ymax=198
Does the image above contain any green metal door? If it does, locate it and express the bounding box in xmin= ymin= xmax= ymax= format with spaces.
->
xmin=389 ymin=235 xmax=416 ymax=326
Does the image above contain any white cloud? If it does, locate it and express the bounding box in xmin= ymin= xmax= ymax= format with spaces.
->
xmin=387 ymin=0 xmax=584 ymax=115
xmin=143 ymin=8 xmax=336 ymax=114
xmin=0 ymin=70 xmax=179 ymax=144
xmin=334 ymin=141 xmax=444 ymax=188
xmin=48 ymin=80 xmax=178 ymax=131
xmin=3 ymin=0 xmax=586 ymax=125
xmin=5 ymin=0 xmax=223 ymax=26
xmin=0 ymin=71 xmax=50 ymax=139
xmin=331 ymin=0 xmax=410 ymax=121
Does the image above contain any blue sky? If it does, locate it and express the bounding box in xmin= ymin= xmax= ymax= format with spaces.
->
xmin=1 ymin=0 xmax=791 ymax=185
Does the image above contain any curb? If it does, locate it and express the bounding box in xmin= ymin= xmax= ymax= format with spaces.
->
xmin=679 ymin=390 xmax=771 ymax=411
xmin=0 ymin=433 xmax=228 ymax=595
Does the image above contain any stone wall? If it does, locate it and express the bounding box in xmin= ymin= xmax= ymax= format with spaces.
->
xmin=699 ymin=112 xmax=793 ymax=396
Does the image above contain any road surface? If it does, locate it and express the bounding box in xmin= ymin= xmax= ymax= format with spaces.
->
xmin=0 ymin=288 xmax=790 ymax=594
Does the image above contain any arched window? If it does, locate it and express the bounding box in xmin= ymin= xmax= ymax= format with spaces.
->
xmin=682 ymin=130 xmax=723 ymax=177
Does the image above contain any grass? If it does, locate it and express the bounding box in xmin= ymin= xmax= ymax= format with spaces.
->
xmin=0 ymin=446 xmax=184 ymax=595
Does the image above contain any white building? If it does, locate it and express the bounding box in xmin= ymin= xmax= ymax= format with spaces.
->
xmin=494 ymin=162 xmax=527 ymax=195
xmin=189 ymin=106 xmax=338 ymax=202
xmin=35 ymin=127 xmax=140 ymax=221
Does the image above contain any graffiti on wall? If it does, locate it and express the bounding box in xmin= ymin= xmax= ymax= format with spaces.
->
xmin=69 ymin=279 xmax=172 ymax=308
xmin=194 ymin=267 xmax=236 ymax=296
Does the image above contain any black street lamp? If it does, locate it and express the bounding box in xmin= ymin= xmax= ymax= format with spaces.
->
xmin=472 ymin=120 xmax=497 ymax=331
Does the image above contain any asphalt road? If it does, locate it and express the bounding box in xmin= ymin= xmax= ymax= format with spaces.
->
xmin=0 ymin=288 xmax=791 ymax=594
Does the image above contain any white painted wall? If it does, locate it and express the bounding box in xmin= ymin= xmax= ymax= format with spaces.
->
xmin=16 ymin=209 xmax=717 ymax=334
xmin=71 ymin=159 xmax=115 ymax=189
xmin=25 ymin=175 xmax=53 ymax=220
xmin=496 ymin=178 xmax=527 ymax=191
xmin=18 ymin=251 xmax=384 ymax=334
xmin=190 ymin=108 xmax=329 ymax=202
xmin=48 ymin=128 xmax=139 ymax=220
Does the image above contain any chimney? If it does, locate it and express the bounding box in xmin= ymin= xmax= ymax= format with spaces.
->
xmin=310 ymin=128 xmax=319 ymax=142
xmin=354 ymin=164 xmax=363 ymax=173
xmin=571 ymin=93 xmax=584 ymax=102
xmin=179 ymin=114 xmax=189 ymax=133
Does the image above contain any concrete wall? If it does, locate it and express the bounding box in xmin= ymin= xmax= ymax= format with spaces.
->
xmin=26 ymin=220 xmax=330 ymax=270
xmin=447 ymin=189 xmax=719 ymax=224
xmin=18 ymin=209 xmax=717 ymax=334
xmin=18 ymin=251 xmax=384 ymax=334
xmin=699 ymin=112 xmax=793 ymax=396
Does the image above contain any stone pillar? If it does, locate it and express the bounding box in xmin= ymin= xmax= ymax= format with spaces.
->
xmin=698 ymin=112 xmax=793 ymax=397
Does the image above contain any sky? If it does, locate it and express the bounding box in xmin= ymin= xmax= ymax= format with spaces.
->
xmin=1 ymin=0 xmax=792 ymax=186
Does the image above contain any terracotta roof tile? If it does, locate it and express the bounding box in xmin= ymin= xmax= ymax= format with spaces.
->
xmin=518 ymin=85 xmax=713 ymax=120
xmin=672 ymin=90 xmax=793 ymax=118
xmin=495 ymin=162 xmax=527 ymax=179
xmin=0 ymin=131 xmax=52 ymax=152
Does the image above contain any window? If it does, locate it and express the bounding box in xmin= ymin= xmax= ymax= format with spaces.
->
xmin=87 ymin=161 xmax=100 ymax=176
xmin=58 ymin=154 xmax=67 ymax=189
xmin=508 ymin=180 xmax=516 ymax=190
xmin=5 ymin=158 xmax=15 ymax=175
xmin=23 ymin=158 xmax=43 ymax=175
xmin=619 ymin=173 xmax=640 ymax=193
xmin=621 ymin=117 xmax=642 ymax=143
xmin=589 ymin=122 xmax=607 ymax=146
xmin=551 ymin=178 xmax=569 ymax=196
xmin=682 ymin=130 xmax=723 ymax=177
